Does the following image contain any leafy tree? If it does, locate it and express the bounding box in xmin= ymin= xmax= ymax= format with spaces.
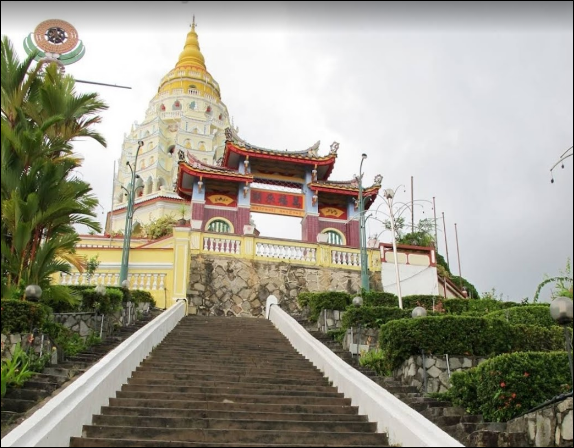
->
xmin=1 ymin=36 xmax=107 ymax=300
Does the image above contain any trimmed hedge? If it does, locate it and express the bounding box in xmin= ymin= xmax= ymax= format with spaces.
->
xmin=130 ymin=290 xmax=156 ymax=307
xmin=80 ymin=288 xmax=124 ymax=314
xmin=297 ymin=292 xmax=351 ymax=322
xmin=449 ymin=352 xmax=571 ymax=422
xmin=485 ymin=305 xmax=557 ymax=328
xmin=362 ymin=291 xmax=399 ymax=307
xmin=379 ymin=316 xmax=566 ymax=370
xmin=442 ymin=298 xmax=518 ymax=315
xmin=1 ymin=300 xmax=51 ymax=334
xmin=342 ymin=306 xmax=411 ymax=329
xmin=67 ymin=285 xmax=131 ymax=303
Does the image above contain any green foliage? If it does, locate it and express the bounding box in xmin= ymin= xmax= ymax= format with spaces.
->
xmin=39 ymin=284 xmax=81 ymax=313
xmin=129 ymin=289 xmax=156 ymax=307
xmin=0 ymin=299 xmax=51 ymax=334
xmin=327 ymin=328 xmax=346 ymax=343
xmin=297 ymin=292 xmax=351 ymax=322
xmin=1 ymin=343 xmax=35 ymax=397
xmin=41 ymin=321 xmax=100 ymax=357
xmin=67 ymin=285 xmax=131 ymax=304
xmin=449 ymin=352 xmax=572 ymax=422
xmin=402 ymin=295 xmax=443 ymax=310
xmin=378 ymin=316 xmax=565 ymax=371
xmin=85 ymin=255 xmax=100 ymax=281
xmin=533 ymin=259 xmax=573 ymax=303
xmin=485 ymin=305 xmax=558 ymax=328
xmin=1 ymin=38 xmax=107 ymax=298
xmin=449 ymin=276 xmax=480 ymax=299
xmin=80 ymin=288 xmax=123 ymax=314
xmin=143 ymin=214 xmax=177 ymax=239
xmin=362 ymin=291 xmax=399 ymax=307
xmin=342 ymin=306 xmax=411 ymax=329
xmin=359 ymin=348 xmax=391 ymax=376
xmin=436 ymin=253 xmax=451 ymax=275
xmin=442 ymin=298 xmax=518 ymax=315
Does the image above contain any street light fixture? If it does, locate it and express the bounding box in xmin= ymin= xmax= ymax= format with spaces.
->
xmin=382 ymin=188 xmax=403 ymax=309
xmin=119 ymin=140 xmax=145 ymax=286
xmin=24 ymin=284 xmax=42 ymax=302
xmin=550 ymin=297 xmax=573 ymax=386
xmin=358 ymin=153 xmax=369 ymax=292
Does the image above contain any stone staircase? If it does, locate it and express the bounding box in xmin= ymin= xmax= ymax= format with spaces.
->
xmin=1 ymin=312 xmax=158 ymax=438
xmin=70 ymin=316 xmax=388 ymax=447
xmin=307 ymin=328 xmax=528 ymax=447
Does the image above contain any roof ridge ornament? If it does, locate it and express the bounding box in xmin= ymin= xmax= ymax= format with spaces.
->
xmin=330 ymin=141 xmax=339 ymax=155
xmin=306 ymin=141 xmax=320 ymax=157
xmin=374 ymin=174 xmax=383 ymax=186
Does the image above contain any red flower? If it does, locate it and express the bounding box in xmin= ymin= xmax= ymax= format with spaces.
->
xmin=500 ymin=382 xmax=506 ymax=388
xmin=523 ymin=372 xmax=530 ymax=377
xmin=512 ymin=393 xmax=517 ymax=398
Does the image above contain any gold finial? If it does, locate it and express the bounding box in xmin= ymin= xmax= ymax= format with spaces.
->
xmin=191 ymin=15 xmax=196 ymax=30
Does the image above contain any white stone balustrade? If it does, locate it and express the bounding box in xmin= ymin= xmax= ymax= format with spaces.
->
xmin=60 ymin=272 xmax=166 ymax=291
xmin=255 ymin=242 xmax=316 ymax=263
xmin=331 ymin=250 xmax=361 ymax=267
xmin=203 ymin=236 xmax=242 ymax=255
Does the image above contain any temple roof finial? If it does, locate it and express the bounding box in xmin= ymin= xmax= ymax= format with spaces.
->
xmin=191 ymin=15 xmax=196 ymax=31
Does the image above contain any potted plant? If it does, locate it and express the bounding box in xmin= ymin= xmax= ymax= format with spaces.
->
xmin=177 ymin=204 xmax=188 ymax=226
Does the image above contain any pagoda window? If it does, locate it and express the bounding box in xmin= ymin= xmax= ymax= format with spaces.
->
xmin=172 ymin=100 xmax=182 ymax=111
xmin=198 ymin=141 xmax=206 ymax=151
xmin=322 ymin=229 xmax=344 ymax=246
xmin=160 ymin=104 xmax=166 ymax=111
xmin=206 ymin=105 xmax=212 ymax=113
xmin=183 ymin=139 xmax=191 ymax=149
xmin=207 ymin=219 xmax=231 ymax=234
xmin=189 ymin=101 xmax=196 ymax=110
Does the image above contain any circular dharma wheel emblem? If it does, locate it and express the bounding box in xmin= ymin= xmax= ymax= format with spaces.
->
xmin=34 ymin=19 xmax=79 ymax=54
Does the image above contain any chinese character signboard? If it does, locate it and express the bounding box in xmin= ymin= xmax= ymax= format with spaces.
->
xmin=250 ymin=189 xmax=305 ymax=217
xmin=319 ymin=205 xmax=347 ymax=220
xmin=206 ymin=190 xmax=238 ymax=207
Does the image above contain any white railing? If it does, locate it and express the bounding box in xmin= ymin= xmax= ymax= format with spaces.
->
xmin=331 ymin=250 xmax=361 ymax=267
xmin=203 ymin=236 xmax=241 ymax=255
xmin=255 ymin=242 xmax=316 ymax=263
xmin=60 ymin=272 xmax=166 ymax=291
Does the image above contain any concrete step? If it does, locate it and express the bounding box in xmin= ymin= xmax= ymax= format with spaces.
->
xmin=121 ymin=384 xmax=343 ymax=398
xmin=135 ymin=364 xmax=325 ymax=378
xmin=114 ymin=390 xmax=351 ymax=406
xmin=126 ymin=378 xmax=335 ymax=393
xmin=79 ymin=426 xmax=388 ymax=445
xmin=108 ymin=398 xmax=361 ymax=415
xmin=91 ymin=414 xmax=377 ymax=433
xmin=71 ymin=437 xmax=385 ymax=447
xmin=130 ymin=370 xmax=331 ymax=386
xmin=100 ymin=406 xmax=369 ymax=422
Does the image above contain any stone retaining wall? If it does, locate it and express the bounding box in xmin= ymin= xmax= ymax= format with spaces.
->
xmin=187 ymin=255 xmax=381 ymax=317
xmin=394 ymin=354 xmax=488 ymax=393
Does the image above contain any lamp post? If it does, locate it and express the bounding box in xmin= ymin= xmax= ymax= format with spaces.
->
xmin=412 ymin=306 xmax=428 ymax=392
xmin=352 ymin=295 xmax=363 ymax=357
xmin=358 ymin=153 xmax=369 ymax=292
xmin=382 ymin=188 xmax=403 ymax=309
xmin=550 ymin=296 xmax=573 ymax=387
xmin=119 ymin=140 xmax=144 ymax=286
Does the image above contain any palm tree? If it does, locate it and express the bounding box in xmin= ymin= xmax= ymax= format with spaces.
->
xmin=1 ymin=36 xmax=108 ymax=300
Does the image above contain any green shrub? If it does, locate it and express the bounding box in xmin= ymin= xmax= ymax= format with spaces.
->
xmin=402 ymin=295 xmax=443 ymax=310
xmin=297 ymin=292 xmax=351 ymax=322
xmin=80 ymin=288 xmax=123 ymax=314
xmin=442 ymin=298 xmax=518 ymax=315
xmin=1 ymin=343 xmax=35 ymax=397
xmin=41 ymin=321 xmax=93 ymax=357
xmin=362 ymin=291 xmax=399 ymax=307
xmin=485 ymin=305 xmax=557 ymax=328
xmin=342 ymin=306 xmax=411 ymax=329
xmin=130 ymin=290 xmax=156 ymax=307
xmin=359 ymin=348 xmax=391 ymax=376
xmin=378 ymin=317 xmax=565 ymax=370
xmin=449 ymin=352 xmax=571 ymax=422
xmin=1 ymin=300 xmax=51 ymax=334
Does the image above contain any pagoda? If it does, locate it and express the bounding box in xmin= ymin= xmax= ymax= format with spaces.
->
xmin=176 ymin=128 xmax=382 ymax=248
xmin=108 ymin=19 xmax=232 ymax=233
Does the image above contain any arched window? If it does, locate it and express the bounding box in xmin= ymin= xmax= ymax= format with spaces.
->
xmin=189 ymin=101 xmax=196 ymax=110
xmin=323 ymin=230 xmax=344 ymax=246
xmin=172 ymin=100 xmax=182 ymax=110
xmin=207 ymin=219 xmax=231 ymax=233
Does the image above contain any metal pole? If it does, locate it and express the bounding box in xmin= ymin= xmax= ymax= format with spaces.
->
xmin=359 ymin=154 xmax=369 ymax=292
xmin=107 ymin=160 xmax=116 ymax=238
xmin=454 ymin=223 xmax=463 ymax=289
xmin=433 ymin=197 xmax=438 ymax=252
xmin=565 ymin=326 xmax=573 ymax=388
xmin=119 ymin=141 xmax=144 ymax=285
xmin=442 ymin=211 xmax=450 ymax=267
xmin=389 ymin=200 xmax=403 ymax=309
xmin=411 ymin=176 xmax=414 ymax=233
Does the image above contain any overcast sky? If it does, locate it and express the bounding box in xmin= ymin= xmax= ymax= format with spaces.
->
xmin=2 ymin=1 xmax=572 ymax=303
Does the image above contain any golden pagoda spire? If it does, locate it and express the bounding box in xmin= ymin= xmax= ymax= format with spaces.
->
xmin=175 ymin=15 xmax=205 ymax=69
